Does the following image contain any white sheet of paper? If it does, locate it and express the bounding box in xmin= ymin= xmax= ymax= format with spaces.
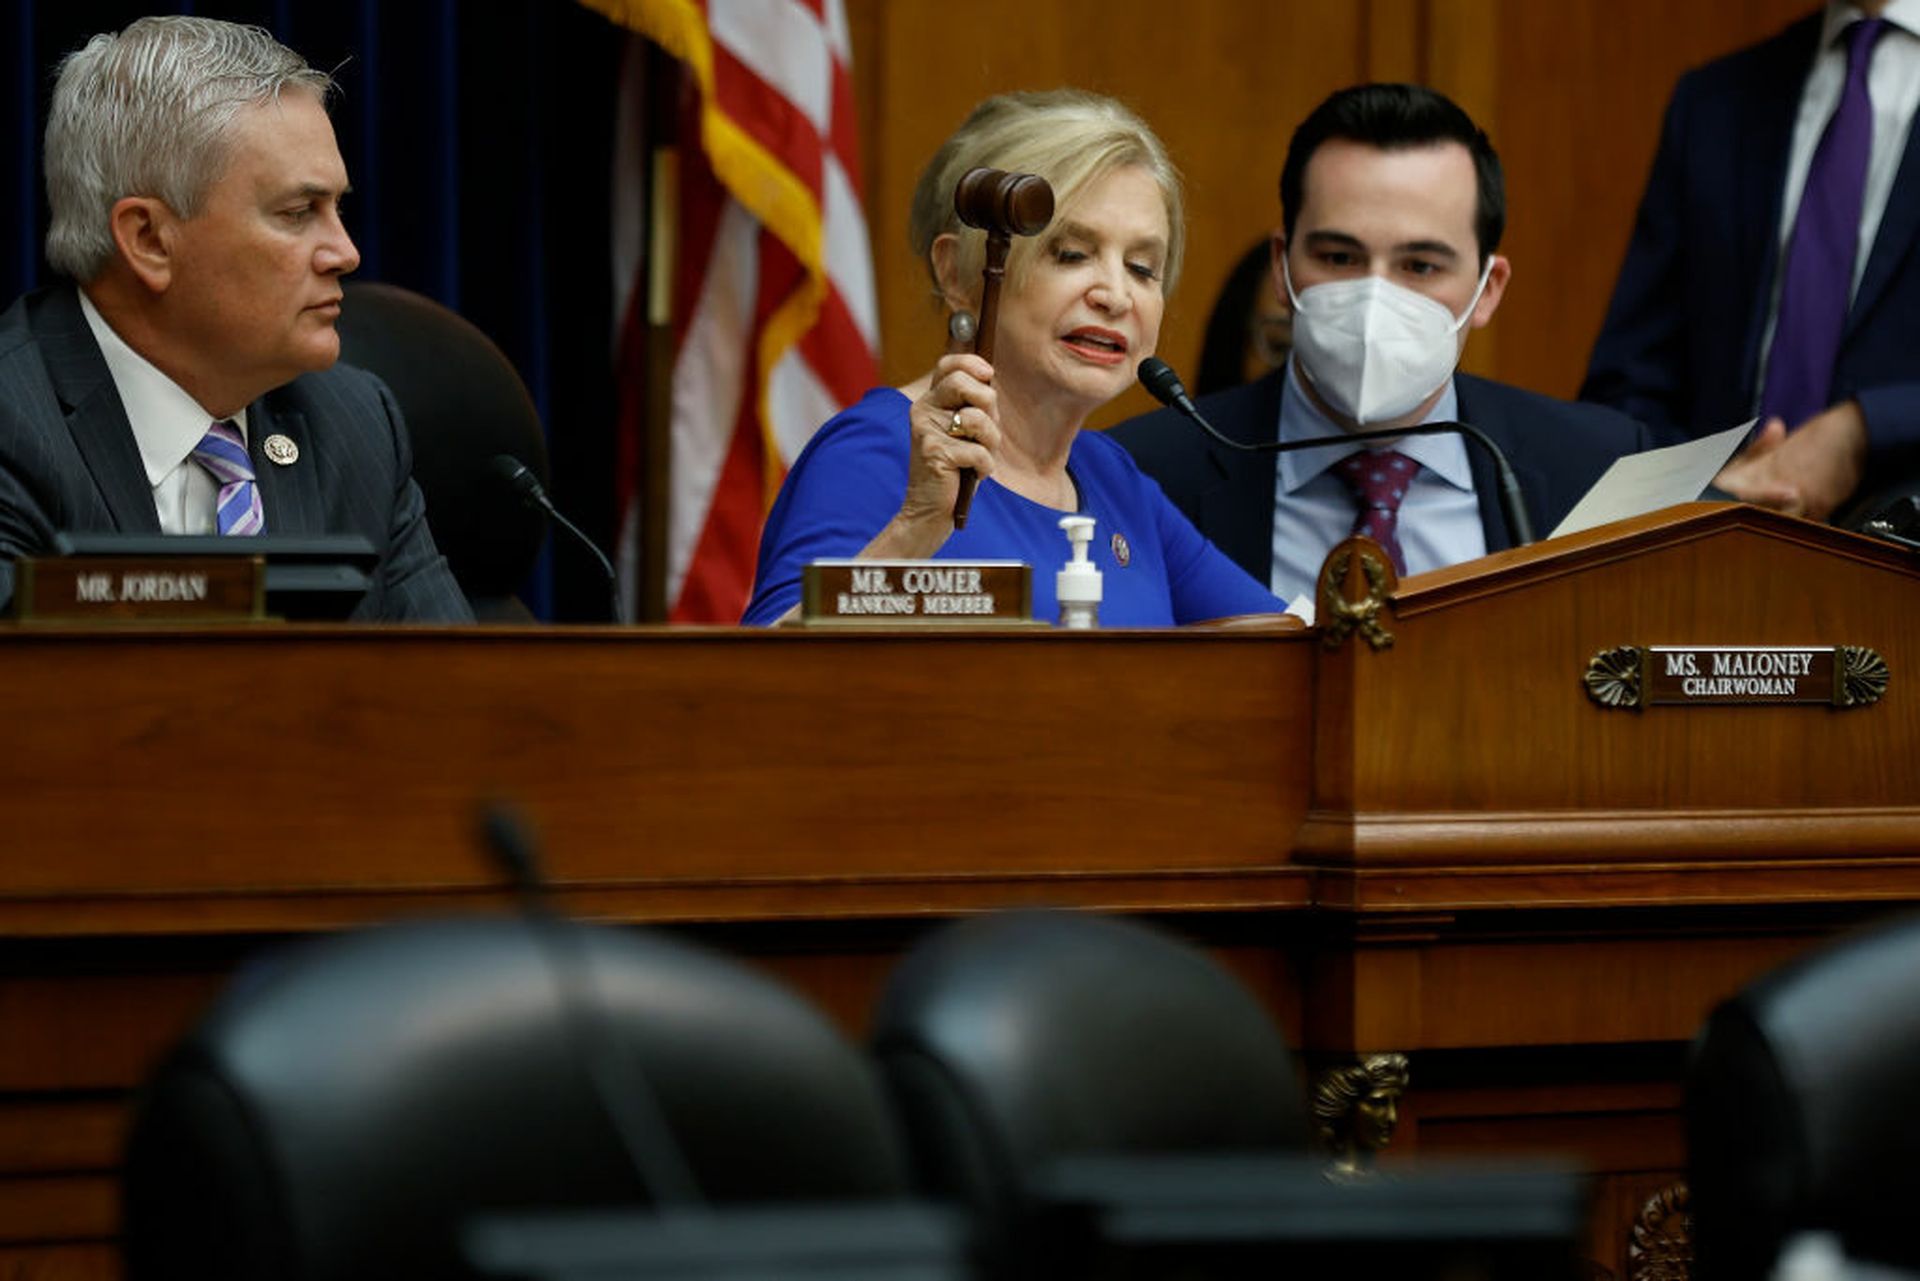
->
xmin=1548 ymin=420 xmax=1754 ymax=538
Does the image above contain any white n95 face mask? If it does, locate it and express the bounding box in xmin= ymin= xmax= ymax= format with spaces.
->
xmin=1283 ymin=254 xmax=1492 ymax=425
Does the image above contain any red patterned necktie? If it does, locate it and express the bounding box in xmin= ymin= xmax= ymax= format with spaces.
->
xmin=1334 ymin=449 xmax=1418 ymax=574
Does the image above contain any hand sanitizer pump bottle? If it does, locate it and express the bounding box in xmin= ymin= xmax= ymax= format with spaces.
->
xmin=1056 ymin=515 xmax=1101 ymax=630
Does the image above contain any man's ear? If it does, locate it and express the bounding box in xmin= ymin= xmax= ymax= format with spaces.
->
xmin=108 ymin=196 xmax=178 ymax=294
xmin=1468 ymin=254 xmax=1511 ymax=330
xmin=1268 ymin=230 xmax=1290 ymax=306
xmin=929 ymin=232 xmax=977 ymax=314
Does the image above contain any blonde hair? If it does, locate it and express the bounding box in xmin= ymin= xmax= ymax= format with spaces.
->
xmin=907 ymin=89 xmax=1186 ymax=307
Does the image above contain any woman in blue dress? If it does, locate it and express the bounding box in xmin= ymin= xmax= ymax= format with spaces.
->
xmin=743 ymin=90 xmax=1283 ymax=627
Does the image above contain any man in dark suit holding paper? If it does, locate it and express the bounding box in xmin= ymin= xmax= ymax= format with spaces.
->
xmin=1110 ymin=84 xmax=1646 ymax=605
xmin=1583 ymin=2 xmax=1920 ymax=522
xmin=0 ymin=15 xmax=471 ymax=621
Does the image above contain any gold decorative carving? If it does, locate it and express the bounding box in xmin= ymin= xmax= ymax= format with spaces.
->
xmin=1585 ymin=645 xmax=1644 ymax=708
xmin=1317 ymin=542 xmax=1396 ymax=652
xmin=1310 ymin=1052 xmax=1409 ymax=1181
xmin=1626 ymin=1181 xmax=1690 ymax=1281
xmin=1837 ymin=646 xmax=1890 ymax=707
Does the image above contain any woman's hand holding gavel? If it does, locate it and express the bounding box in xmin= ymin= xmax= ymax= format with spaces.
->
xmin=884 ymin=352 xmax=1003 ymax=556
xmin=948 ymin=166 xmax=1053 ymax=529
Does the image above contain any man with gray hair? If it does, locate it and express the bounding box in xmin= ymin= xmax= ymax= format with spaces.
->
xmin=0 ymin=15 xmax=471 ymax=621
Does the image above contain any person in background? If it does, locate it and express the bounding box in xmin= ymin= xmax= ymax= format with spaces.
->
xmin=1109 ymin=83 xmax=1648 ymax=607
xmin=1194 ymin=239 xmax=1292 ymax=397
xmin=0 ymin=15 xmax=471 ymax=621
xmin=742 ymin=90 xmax=1282 ymax=626
xmin=1584 ymin=2 xmax=1920 ymax=523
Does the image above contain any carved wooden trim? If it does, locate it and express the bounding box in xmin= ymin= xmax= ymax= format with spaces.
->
xmin=1626 ymin=1180 xmax=1690 ymax=1281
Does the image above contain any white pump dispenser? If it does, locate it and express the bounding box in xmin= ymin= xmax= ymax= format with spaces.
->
xmin=1056 ymin=515 xmax=1101 ymax=630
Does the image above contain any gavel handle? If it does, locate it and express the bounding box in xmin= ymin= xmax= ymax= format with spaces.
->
xmin=953 ymin=471 xmax=981 ymax=530
xmin=953 ymin=233 xmax=1009 ymax=529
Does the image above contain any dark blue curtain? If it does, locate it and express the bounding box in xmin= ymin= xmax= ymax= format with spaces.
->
xmin=0 ymin=1 xmax=625 ymax=621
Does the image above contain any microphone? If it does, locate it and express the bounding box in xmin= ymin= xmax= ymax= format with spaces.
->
xmin=478 ymin=801 xmax=707 ymax=1211
xmin=1136 ymin=357 xmax=1535 ymax=546
xmin=491 ymin=455 xmax=622 ymax=622
xmin=1136 ymin=356 xmax=1203 ymax=421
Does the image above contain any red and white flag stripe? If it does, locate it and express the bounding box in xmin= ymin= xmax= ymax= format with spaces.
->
xmin=591 ymin=0 xmax=879 ymax=622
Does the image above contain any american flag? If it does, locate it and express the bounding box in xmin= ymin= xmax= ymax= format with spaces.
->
xmin=589 ymin=0 xmax=879 ymax=622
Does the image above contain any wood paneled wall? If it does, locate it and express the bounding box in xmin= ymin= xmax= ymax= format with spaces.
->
xmin=845 ymin=0 xmax=1813 ymax=426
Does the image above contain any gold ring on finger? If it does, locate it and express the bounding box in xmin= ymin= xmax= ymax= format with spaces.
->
xmin=946 ymin=409 xmax=967 ymax=438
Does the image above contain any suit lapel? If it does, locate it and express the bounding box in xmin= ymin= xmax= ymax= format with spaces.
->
xmin=1455 ymin=377 xmax=1547 ymax=552
xmin=1849 ymin=100 xmax=1920 ymax=335
xmin=1199 ymin=371 xmax=1285 ymax=581
xmin=36 ymin=288 xmax=160 ymax=533
xmin=248 ymin=397 xmax=323 ymax=535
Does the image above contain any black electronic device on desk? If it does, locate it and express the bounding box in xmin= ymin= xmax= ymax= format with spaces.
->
xmin=10 ymin=532 xmax=378 ymax=622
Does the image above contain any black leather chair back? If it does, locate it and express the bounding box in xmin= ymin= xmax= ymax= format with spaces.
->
xmin=335 ymin=282 xmax=550 ymax=618
xmin=123 ymin=917 xmax=909 ymax=1281
xmin=1688 ymin=914 xmax=1920 ymax=1280
xmin=870 ymin=911 xmax=1307 ymax=1262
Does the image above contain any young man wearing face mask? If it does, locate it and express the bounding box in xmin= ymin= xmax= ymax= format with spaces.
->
xmin=1111 ymin=83 xmax=1651 ymax=606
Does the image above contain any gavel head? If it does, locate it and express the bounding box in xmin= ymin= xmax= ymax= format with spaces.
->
xmin=954 ymin=167 xmax=1055 ymax=238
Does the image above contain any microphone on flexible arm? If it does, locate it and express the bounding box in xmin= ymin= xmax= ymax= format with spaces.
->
xmin=478 ymin=802 xmax=708 ymax=1213
xmin=490 ymin=455 xmax=622 ymax=622
xmin=1136 ymin=357 xmax=1535 ymax=546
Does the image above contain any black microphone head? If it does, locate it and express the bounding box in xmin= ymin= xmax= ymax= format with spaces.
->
xmin=491 ymin=455 xmax=545 ymax=495
xmin=489 ymin=453 xmax=544 ymax=505
xmin=1137 ymin=357 xmax=1187 ymax=407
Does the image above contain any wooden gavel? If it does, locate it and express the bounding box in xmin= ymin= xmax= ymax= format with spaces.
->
xmin=950 ymin=166 xmax=1055 ymax=529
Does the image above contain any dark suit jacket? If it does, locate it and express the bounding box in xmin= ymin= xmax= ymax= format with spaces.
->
xmin=1583 ymin=12 xmax=1920 ymax=476
xmin=1105 ymin=368 xmax=1650 ymax=584
xmin=0 ymin=285 xmax=472 ymax=622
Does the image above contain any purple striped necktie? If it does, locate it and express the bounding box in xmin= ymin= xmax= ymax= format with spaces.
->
xmin=191 ymin=419 xmax=265 ymax=536
xmin=1334 ymin=448 xmax=1418 ymax=575
xmin=1760 ymin=17 xmax=1888 ymax=427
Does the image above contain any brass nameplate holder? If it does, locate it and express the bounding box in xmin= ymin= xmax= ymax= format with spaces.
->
xmin=1585 ymin=645 xmax=1889 ymax=710
xmin=801 ymin=560 xmax=1035 ymax=626
xmin=13 ymin=556 xmax=266 ymax=624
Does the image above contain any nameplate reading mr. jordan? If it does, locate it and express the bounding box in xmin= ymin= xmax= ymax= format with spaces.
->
xmin=13 ymin=556 xmax=263 ymax=622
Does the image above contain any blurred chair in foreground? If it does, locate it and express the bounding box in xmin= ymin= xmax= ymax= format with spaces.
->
xmin=122 ymin=916 xmax=914 ymax=1281
xmin=870 ymin=911 xmax=1309 ymax=1273
xmin=336 ymin=282 xmax=551 ymax=619
xmin=1688 ymin=914 xmax=1920 ymax=1281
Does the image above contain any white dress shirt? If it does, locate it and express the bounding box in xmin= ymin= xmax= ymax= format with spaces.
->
xmin=1754 ymin=0 xmax=1920 ymax=406
xmin=77 ymin=290 xmax=249 ymax=535
xmin=1268 ymin=358 xmax=1486 ymax=606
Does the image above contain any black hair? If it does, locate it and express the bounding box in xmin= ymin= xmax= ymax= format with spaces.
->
xmin=1195 ymin=239 xmax=1277 ymax=397
xmin=1279 ymin=83 xmax=1504 ymax=262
